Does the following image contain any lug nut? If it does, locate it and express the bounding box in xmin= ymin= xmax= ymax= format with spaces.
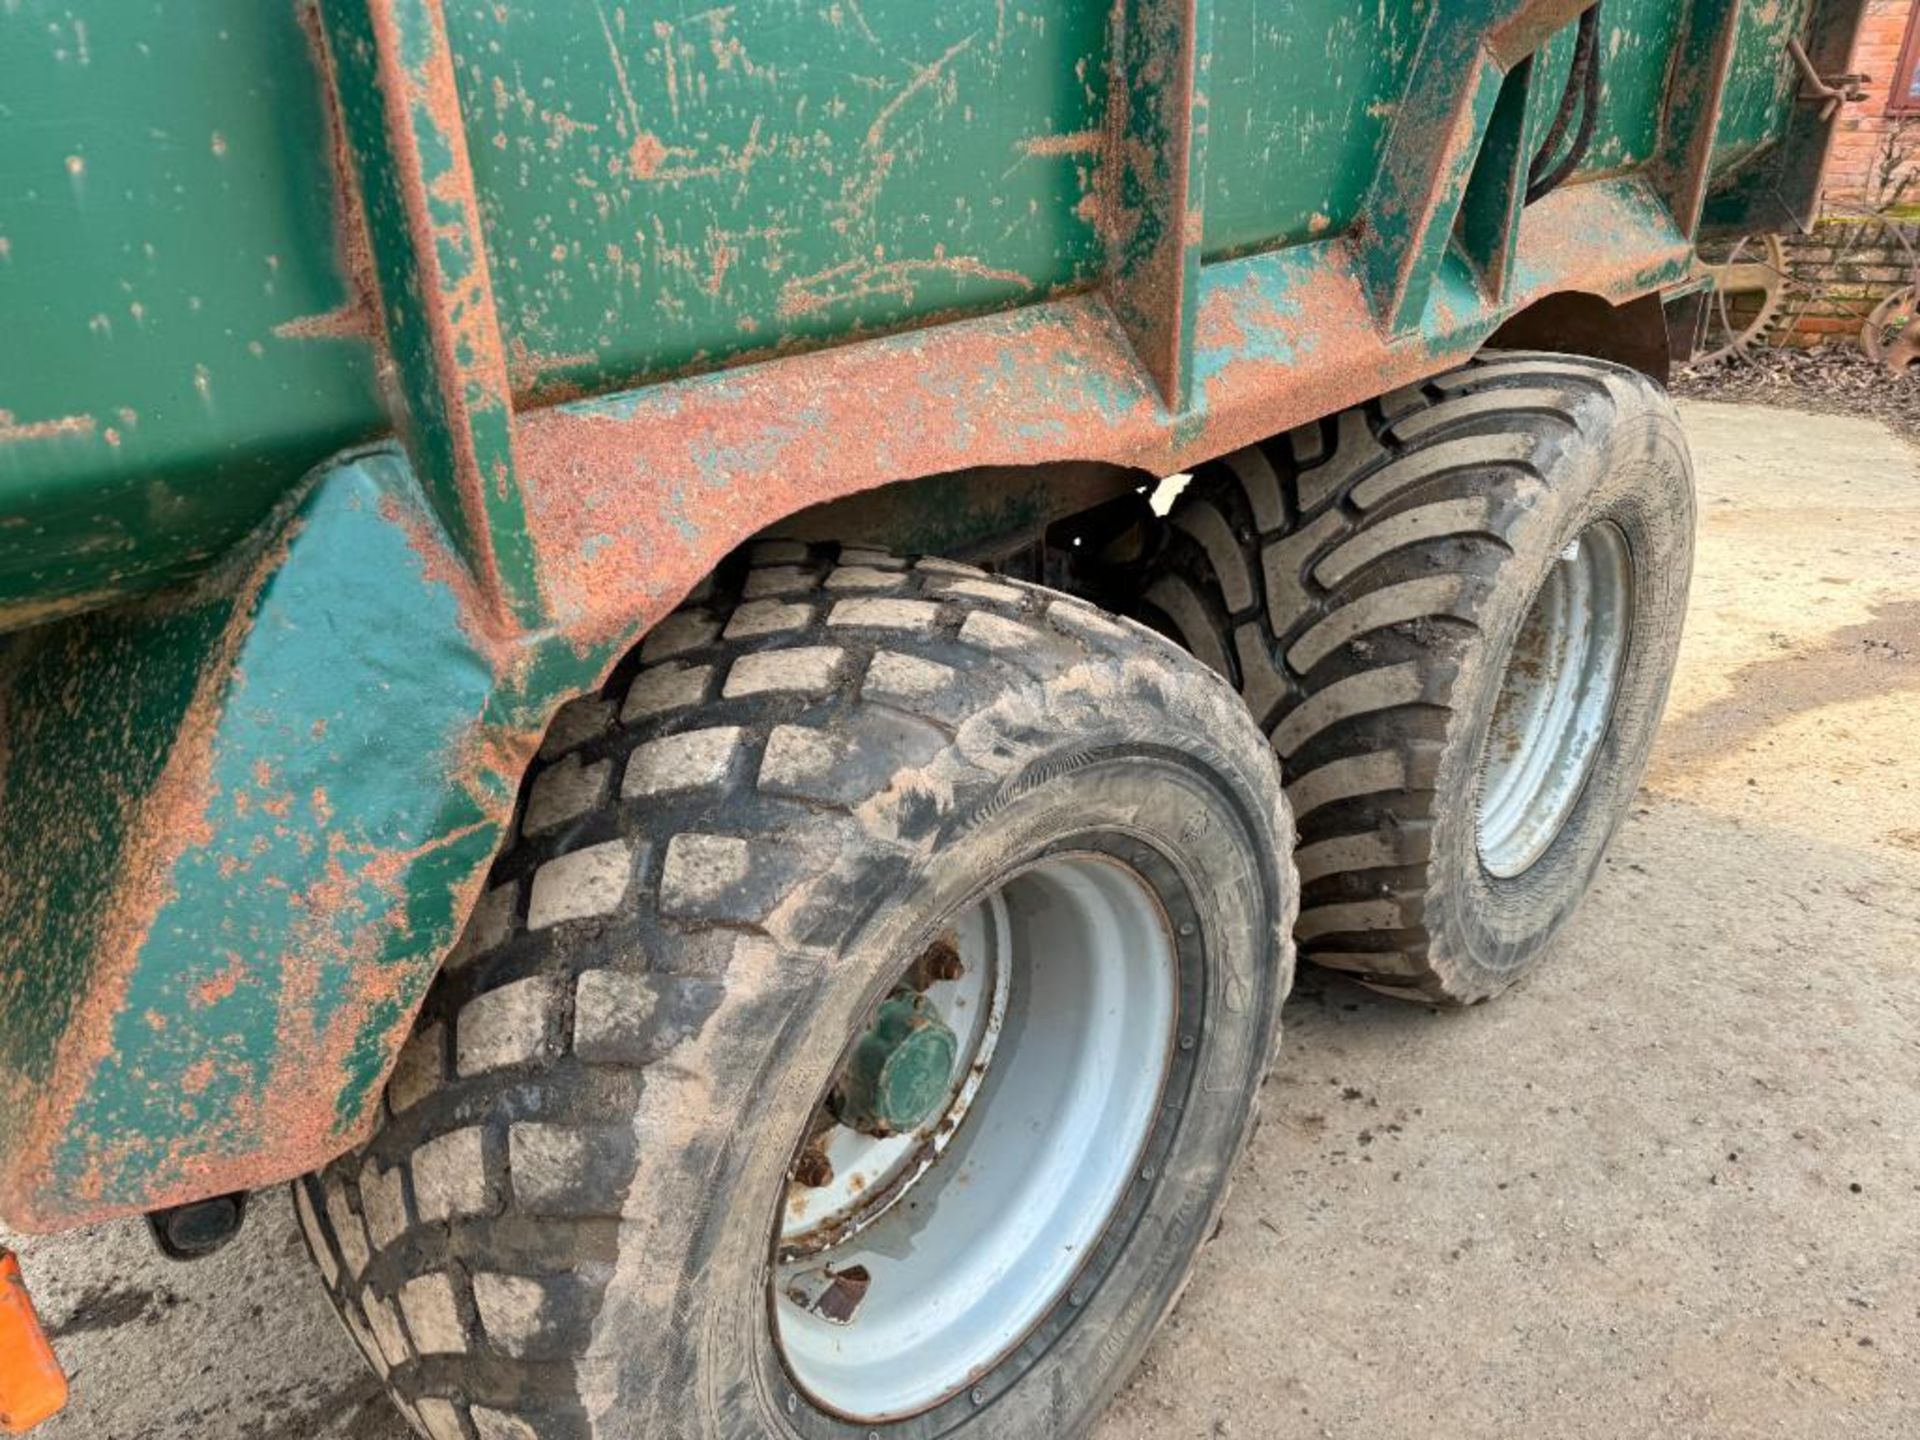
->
xmin=793 ymin=1150 xmax=835 ymax=1188
xmin=908 ymin=933 xmax=964 ymax=989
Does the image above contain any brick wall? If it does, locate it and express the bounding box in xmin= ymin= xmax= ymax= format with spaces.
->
xmin=1770 ymin=218 xmax=1917 ymax=346
xmin=1823 ymin=0 xmax=1917 ymax=204
xmin=1774 ymin=0 xmax=1920 ymax=346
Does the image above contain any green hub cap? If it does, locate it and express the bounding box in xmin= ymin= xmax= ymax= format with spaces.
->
xmin=833 ymin=993 xmax=959 ymax=1136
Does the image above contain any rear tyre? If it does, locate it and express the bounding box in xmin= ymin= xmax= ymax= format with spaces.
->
xmin=295 ymin=546 xmax=1295 ymax=1439
xmin=1135 ymin=353 xmax=1693 ymax=1004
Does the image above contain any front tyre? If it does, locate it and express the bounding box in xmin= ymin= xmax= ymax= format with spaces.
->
xmin=295 ymin=547 xmax=1296 ymax=1440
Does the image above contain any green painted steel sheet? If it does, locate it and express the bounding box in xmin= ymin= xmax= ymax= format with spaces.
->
xmin=1713 ymin=0 xmax=1815 ymax=165
xmin=1201 ymin=0 xmax=1430 ymax=259
xmin=0 ymin=3 xmax=385 ymax=616
xmin=443 ymin=0 xmax=1112 ymax=393
xmin=1585 ymin=0 xmax=1690 ymax=172
xmin=0 ymin=448 xmax=602 ymax=1221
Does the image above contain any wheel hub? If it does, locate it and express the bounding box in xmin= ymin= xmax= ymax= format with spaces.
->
xmin=832 ymin=993 xmax=959 ymax=1136
xmin=778 ymin=911 xmax=1009 ymax=1257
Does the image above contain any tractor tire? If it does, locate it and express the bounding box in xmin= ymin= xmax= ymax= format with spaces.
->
xmin=1135 ymin=353 xmax=1693 ymax=1005
xmin=294 ymin=545 xmax=1295 ymax=1440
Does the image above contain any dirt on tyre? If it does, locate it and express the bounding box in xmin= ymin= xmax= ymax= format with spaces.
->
xmin=1135 ymin=352 xmax=1693 ymax=1005
xmin=294 ymin=546 xmax=1296 ymax=1440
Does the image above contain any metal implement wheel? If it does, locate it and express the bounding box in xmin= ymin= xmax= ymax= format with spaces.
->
xmin=294 ymin=544 xmax=1296 ymax=1439
xmin=1862 ymin=286 xmax=1920 ymax=373
xmin=1691 ymin=234 xmax=1791 ymax=366
xmin=1130 ymin=352 xmax=1694 ymax=1005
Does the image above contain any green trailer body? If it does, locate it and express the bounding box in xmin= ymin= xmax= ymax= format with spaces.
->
xmin=0 ymin=0 xmax=1864 ymax=1229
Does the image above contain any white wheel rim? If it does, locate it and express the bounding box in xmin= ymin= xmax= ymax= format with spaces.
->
xmin=771 ymin=854 xmax=1179 ymax=1421
xmin=1477 ymin=520 xmax=1633 ymax=878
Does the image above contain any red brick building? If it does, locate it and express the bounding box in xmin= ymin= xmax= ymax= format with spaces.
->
xmin=1777 ymin=0 xmax=1920 ymax=346
xmin=1824 ymin=0 xmax=1919 ymax=201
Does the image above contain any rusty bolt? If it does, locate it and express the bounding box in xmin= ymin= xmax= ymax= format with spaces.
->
xmin=907 ymin=933 xmax=965 ymax=989
xmin=793 ymin=1149 xmax=835 ymax=1188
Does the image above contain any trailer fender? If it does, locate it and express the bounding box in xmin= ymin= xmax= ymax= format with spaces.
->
xmin=0 ymin=448 xmax=612 ymax=1231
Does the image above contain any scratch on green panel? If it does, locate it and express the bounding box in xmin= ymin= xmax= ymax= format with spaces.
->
xmin=1204 ymin=0 xmax=1431 ymax=258
xmin=443 ymin=0 xmax=1111 ymax=390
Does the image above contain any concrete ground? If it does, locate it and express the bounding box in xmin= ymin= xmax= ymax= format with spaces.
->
xmin=8 ymin=400 xmax=1918 ymax=1440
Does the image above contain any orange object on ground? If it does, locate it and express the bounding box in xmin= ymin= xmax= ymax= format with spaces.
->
xmin=0 ymin=1251 xmax=66 ymax=1433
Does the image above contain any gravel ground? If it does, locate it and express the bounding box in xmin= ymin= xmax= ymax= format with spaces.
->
xmin=7 ymin=400 xmax=1918 ymax=1440
xmin=1673 ymin=344 xmax=1920 ymax=444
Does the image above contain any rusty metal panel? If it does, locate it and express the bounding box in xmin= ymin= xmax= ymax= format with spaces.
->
xmin=0 ymin=449 xmax=604 ymax=1227
xmin=1580 ymin=0 xmax=1690 ymax=173
xmin=1649 ymin=0 xmax=1745 ymax=237
xmin=1103 ymin=0 xmax=1212 ymax=407
xmin=1710 ymin=0 xmax=1817 ymax=168
xmin=1702 ymin=0 xmax=1871 ymax=233
xmin=1456 ymin=63 xmax=1537 ymax=303
xmin=0 ymin=0 xmax=1873 ymax=1227
xmin=0 ymin=0 xmax=1862 ymax=633
xmin=320 ymin=0 xmax=544 ymax=627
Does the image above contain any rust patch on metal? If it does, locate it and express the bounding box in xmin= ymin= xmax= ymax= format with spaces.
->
xmin=0 ymin=412 xmax=96 ymax=447
xmin=252 ymin=821 xmax=483 ymax=1176
xmin=626 ymin=130 xmax=669 ymax=178
xmin=776 ymin=254 xmax=1036 ymax=323
xmin=814 ymin=1265 xmax=871 ymax=1324
xmin=1021 ymin=128 xmax=1103 ymax=158
xmin=356 ymin=0 xmax=519 ymax=621
xmin=512 ymin=296 xmax=1165 ymax=649
xmin=515 ymin=181 xmax=1683 ymax=660
xmin=272 ymin=305 xmax=377 ymax=342
xmin=1487 ymin=0 xmax=1595 ymax=66
xmin=191 ymin=958 xmax=246 ymax=1009
xmin=0 ymin=535 xmax=285 ymax=1225
xmin=297 ymin=0 xmax=384 ymax=356
xmin=0 ymin=588 xmax=130 ymax=636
